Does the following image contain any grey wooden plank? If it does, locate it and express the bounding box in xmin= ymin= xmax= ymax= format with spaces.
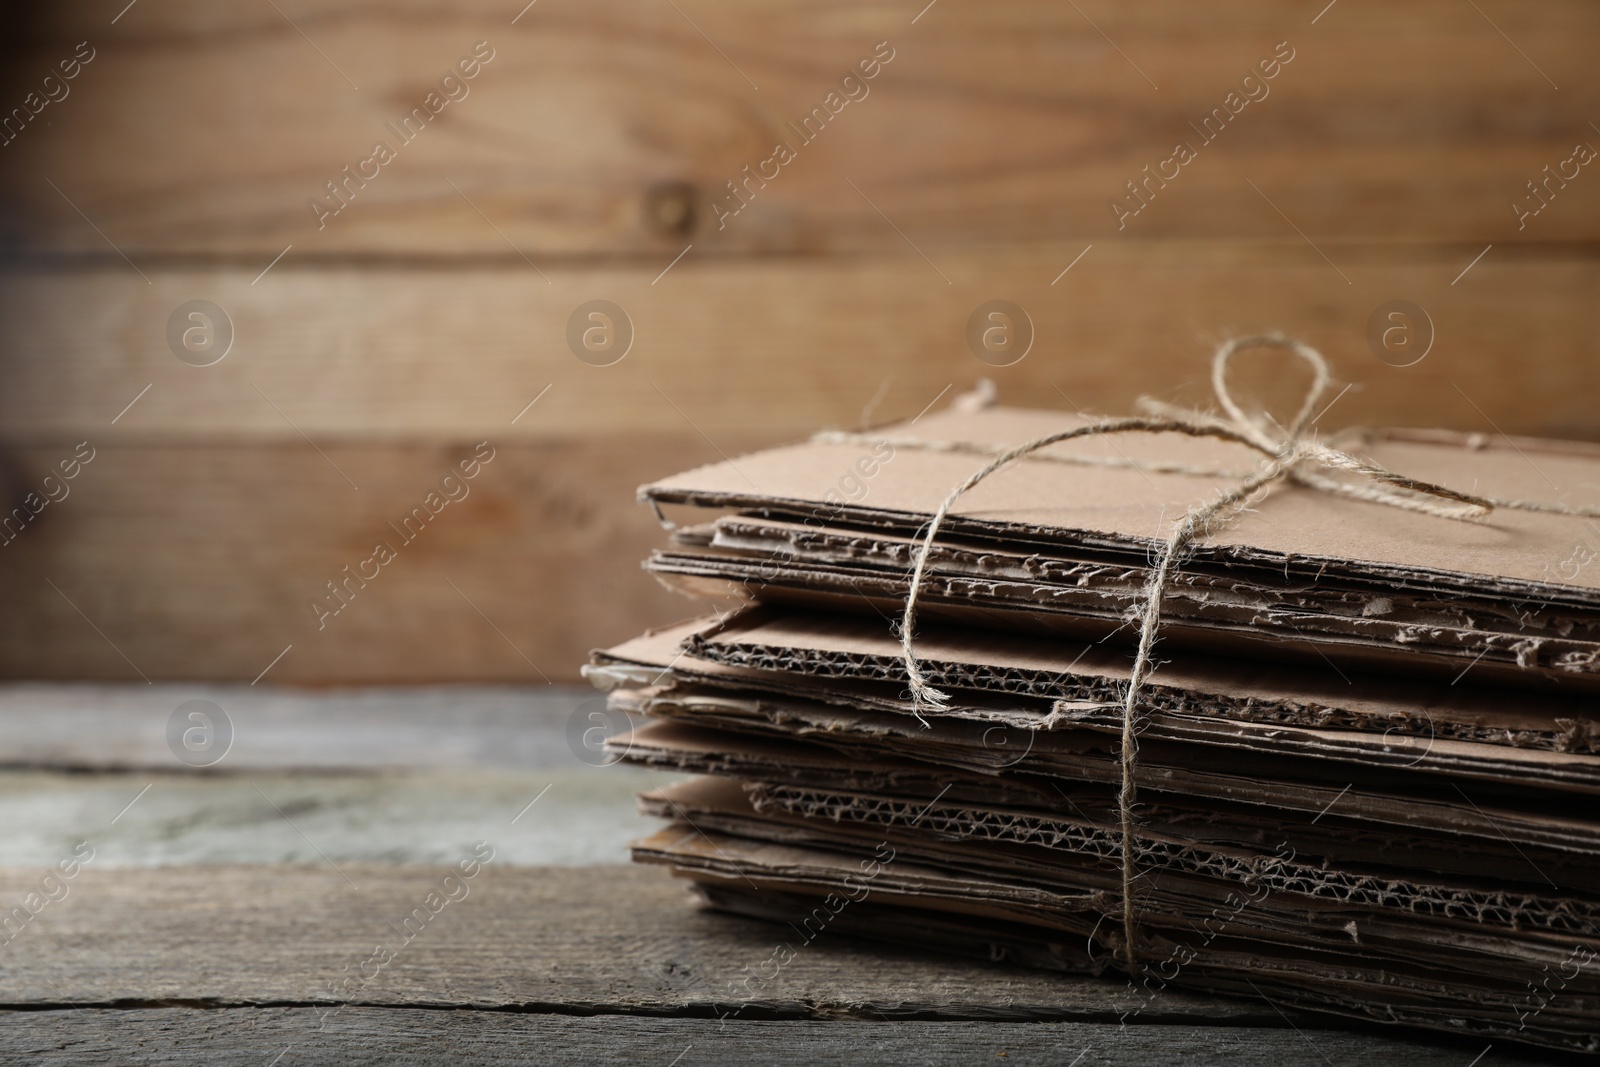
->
xmin=0 ymin=1008 xmax=1542 ymax=1067
xmin=0 ymin=767 xmax=665 ymax=868
xmin=0 ymin=683 xmax=603 ymax=770
xmin=0 ymin=864 xmax=1268 ymax=1025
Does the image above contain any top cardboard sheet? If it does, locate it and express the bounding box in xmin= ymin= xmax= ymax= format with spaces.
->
xmin=642 ymin=408 xmax=1600 ymax=602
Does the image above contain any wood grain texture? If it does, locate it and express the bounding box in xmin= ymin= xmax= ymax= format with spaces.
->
xmin=2 ymin=239 xmax=1596 ymax=681
xmin=0 ymin=685 xmax=664 ymax=870
xmin=0 ymin=1008 xmax=1535 ymax=1067
xmin=3 ymin=247 xmax=1596 ymax=443
xmin=0 ymin=767 xmax=662 ymax=870
xmin=0 ymin=683 xmax=597 ymax=770
xmin=1 ymin=1 xmax=1597 ymax=256
xmin=0 ymin=864 xmax=1267 ymax=1023
xmin=0 ymin=441 xmax=714 ymax=682
xmin=1 ymin=1 xmax=1596 ymax=685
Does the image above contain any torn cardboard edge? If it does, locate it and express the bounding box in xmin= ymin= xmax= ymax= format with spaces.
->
xmin=624 ymin=679 xmax=1600 ymax=803
xmin=642 ymin=775 xmax=1600 ymax=941
xmin=634 ymin=812 xmax=1599 ymax=1054
xmin=671 ymin=860 xmax=1600 ymax=1055
xmin=588 ymin=608 xmax=1600 ymax=758
xmin=611 ymin=719 xmax=1600 ymax=883
xmin=617 ymin=686 xmax=1600 ymax=892
xmin=639 ymin=407 xmax=1600 ymax=602
xmin=654 ymin=559 xmax=1600 ymax=692
xmin=691 ymin=513 xmax=1598 ymax=648
xmin=646 ymin=512 xmax=1600 ymax=686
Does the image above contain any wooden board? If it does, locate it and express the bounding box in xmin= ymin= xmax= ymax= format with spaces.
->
xmin=0 ymin=684 xmax=668 ymax=869
xmin=2 ymin=1 xmax=1598 ymax=256
xmin=0 ymin=766 xmax=659 ymax=868
xmin=0 ymin=683 xmax=598 ymax=770
xmin=0 ymin=864 xmax=1270 ymax=1023
xmin=0 ymin=441 xmax=710 ymax=683
xmin=0 ymin=1008 xmax=1526 ymax=1067
xmin=1 ymin=230 xmax=1597 ymax=680
xmin=3 ymin=247 xmax=1597 ymax=443
xmin=0 ymin=864 xmax=1547 ymax=1063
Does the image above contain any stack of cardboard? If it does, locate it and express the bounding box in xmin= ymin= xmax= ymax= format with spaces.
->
xmin=586 ymin=405 xmax=1600 ymax=1054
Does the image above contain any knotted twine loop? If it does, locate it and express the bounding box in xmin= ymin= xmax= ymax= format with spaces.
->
xmin=894 ymin=335 xmax=1509 ymax=976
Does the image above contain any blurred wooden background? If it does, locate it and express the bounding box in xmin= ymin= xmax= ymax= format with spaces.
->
xmin=0 ymin=0 xmax=1596 ymax=682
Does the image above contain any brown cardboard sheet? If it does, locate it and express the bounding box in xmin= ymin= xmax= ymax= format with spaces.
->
xmin=688 ymin=870 xmax=1600 ymax=1055
xmin=631 ymin=823 xmax=1090 ymax=927
xmin=612 ymin=719 xmax=1600 ymax=885
xmin=651 ymin=557 xmax=1600 ymax=688
xmin=642 ymin=777 xmax=1600 ymax=943
xmin=642 ymin=410 xmax=1600 ymax=600
xmin=647 ymin=514 xmax=1600 ymax=686
xmin=686 ymin=879 xmax=1099 ymax=976
xmin=641 ymin=409 xmax=1600 ymax=685
xmin=590 ymin=608 xmax=1600 ymax=761
xmin=690 ymin=514 xmax=1600 ymax=647
xmin=635 ymin=783 xmax=1600 ymax=1054
xmin=624 ymin=678 xmax=1600 ymax=802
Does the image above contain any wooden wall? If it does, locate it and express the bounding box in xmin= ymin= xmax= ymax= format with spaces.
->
xmin=1 ymin=1 xmax=1597 ymax=682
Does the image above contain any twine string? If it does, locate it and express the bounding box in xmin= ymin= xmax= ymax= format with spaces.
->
xmin=891 ymin=335 xmax=1518 ymax=975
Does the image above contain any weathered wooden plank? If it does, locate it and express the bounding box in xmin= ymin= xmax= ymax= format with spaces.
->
xmin=0 ymin=685 xmax=664 ymax=867
xmin=2 ymin=1 xmax=1597 ymax=255
xmin=0 ymin=766 xmax=657 ymax=868
xmin=0 ymin=1008 xmax=1527 ymax=1067
xmin=0 ymin=864 xmax=1274 ymax=1024
xmin=3 ymin=248 xmax=1597 ymax=443
xmin=0 ymin=683 xmax=598 ymax=770
xmin=3 ymin=238 xmax=1598 ymax=681
xmin=0 ymin=440 xmax=711 ymax=683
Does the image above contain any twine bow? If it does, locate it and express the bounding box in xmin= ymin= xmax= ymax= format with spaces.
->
xmin=896 ymin=335 xmax=1513 ymax=974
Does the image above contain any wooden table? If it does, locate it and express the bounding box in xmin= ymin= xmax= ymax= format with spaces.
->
xmin=0 ymin=685 xmax=1561 ymax=1065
